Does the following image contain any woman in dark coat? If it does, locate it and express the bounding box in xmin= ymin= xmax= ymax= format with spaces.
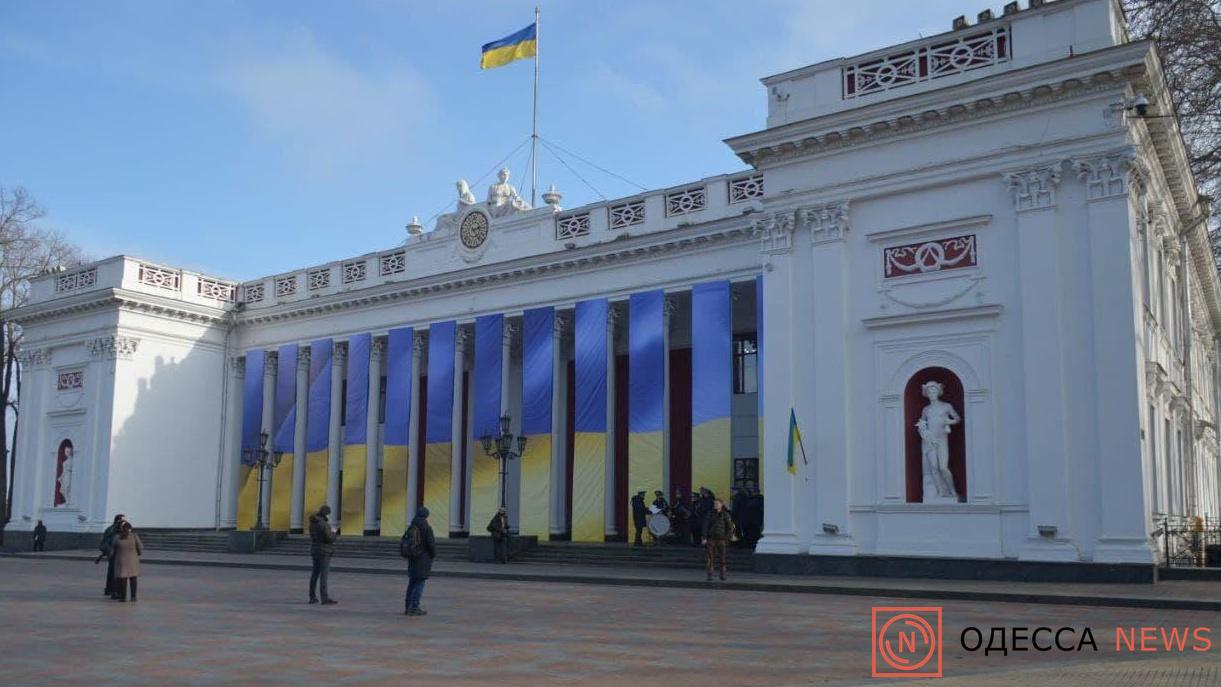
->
xmin=111 ymin=521 xmax=143 ymax=602
xmin=404 ymin=507 xmax=436 ymax=616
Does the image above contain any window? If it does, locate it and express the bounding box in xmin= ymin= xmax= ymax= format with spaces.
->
xmin=733 ymin=334 xmax=758 ymax=394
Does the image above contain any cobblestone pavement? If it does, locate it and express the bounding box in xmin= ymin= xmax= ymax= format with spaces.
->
xmin=1 ymin=557 xmax=1215 ymax=687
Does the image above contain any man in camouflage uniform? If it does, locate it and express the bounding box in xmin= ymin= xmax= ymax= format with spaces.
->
xmin=701 ymin=499 xmax=734 ymax=581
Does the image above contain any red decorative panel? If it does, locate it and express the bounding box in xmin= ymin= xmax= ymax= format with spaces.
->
xmin=56 ymin=371 xmax=83 ymax=391
xmin=884 ymin=234 xmax=977 ymax=278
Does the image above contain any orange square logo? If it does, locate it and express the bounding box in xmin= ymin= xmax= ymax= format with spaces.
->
xmin=871 ymin=606 xmax=943 ymax=679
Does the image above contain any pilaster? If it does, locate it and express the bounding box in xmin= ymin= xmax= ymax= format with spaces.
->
xmin=406 ymin=334 xmax=425 ymax=521
xmin=605 ymin=305 xmax=620 ymax=537
xmin=326 ymin=343 xmax=345 ymax=514
xmin=551 ymin=312 xmax=570 ymax=536
xmin=260 ymin=351 xmax=277 ymax=525
xmin=291 ymin=346 xmax=309 ymax=531
xmin=450 ymin=327 xmax=468 ymax=534
xmin=364 ymin=338 xmax=384 ymax=534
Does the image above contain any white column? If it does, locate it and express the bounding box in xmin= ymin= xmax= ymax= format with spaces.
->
xmin=406 ymin=333 xmax=424 ymax=522
xmin=803 ymin=203 xmax=856 ymax=555
xmin=290 ymin=347 xmax=309 ymax=531
xmin=260 ymin=351 xmax=277 ymax=525
xmin=364 ymin=338 xmax=384 ymax=534
xmin=1006 ymin=165 xmax=1078 ymax=561
xmin=605 ymin=305 xmax=619 ymax=537
xmin=220 ymin=356 xmax=244 ymax=528
xmin=327 ymin=343 xmax=345 ymax=514
xmin=450 ymin=327 xmax=468 ymax=534
xmin=662 ymin=296 xmax=674 ymax=497
xmin=1074 ymin=153 xmax=1156 ymax=563
xmin=551 ymin=312 xmax=569 ymax=536
xmin=754 ymin=211 xmax=802 ymax=554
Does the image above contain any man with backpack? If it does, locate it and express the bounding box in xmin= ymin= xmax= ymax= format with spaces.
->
xmin=400 ymin=506 xmax=436 ymax=616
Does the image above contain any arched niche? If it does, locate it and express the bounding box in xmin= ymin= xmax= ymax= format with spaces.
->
xmin=903 ymin=367 xmax=966 ymax=503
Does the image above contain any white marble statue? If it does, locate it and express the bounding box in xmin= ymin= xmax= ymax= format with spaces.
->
xmin=56 ymin=446 xmax=74 ymax=507
xmin=914 ymin=381 xmax=961 ymax=502
xmin=456 ymin=179 xmax=476 ymax=207
xmin=486 ymin=167 xmax=531 ymax=217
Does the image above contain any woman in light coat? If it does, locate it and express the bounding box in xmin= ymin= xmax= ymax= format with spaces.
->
xmin=111 ymin=521 xmax=143 ymax=602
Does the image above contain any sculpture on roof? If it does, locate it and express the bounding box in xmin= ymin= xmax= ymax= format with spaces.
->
xmin=456 ymin=179 xmax=476 ymax=208
xmin=486 ymin=167 xmax=531 ymax=217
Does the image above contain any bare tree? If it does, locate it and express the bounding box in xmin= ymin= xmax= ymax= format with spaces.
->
xmin=0 ymin=186 xmax=85 ymax=543
xmin=1123 ymin=0 xmax=1221 ymax=258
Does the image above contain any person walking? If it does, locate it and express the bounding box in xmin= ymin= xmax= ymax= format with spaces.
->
xmin=402 ymin=507 xmax=436 ymax=616
xmin=308 ymin=505 xmax=338 ymax=605
xmin=110 ymin=521 xmax=143 ymax=602
xmin=32 ymin=521 xmax=47 ymax=552
xmin=487 ymin=507 xmax=510 ymax=564
xmin=95 ymin=514 xmax=125 ymax=598
xmin=702 ymin=499 xmax=734 ymax=582
xmin=631 ymin=491 xmax=648 ymax=546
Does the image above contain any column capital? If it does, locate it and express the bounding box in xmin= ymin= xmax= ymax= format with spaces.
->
xmin=1071 ymin=151 xmax=1143 ymax=201
xmin=663 ymin=295 xmax=679 ymax=325
xmin=333 ymin=341 xmax=348 ymax=365
xmin=297 ymin=346 xmax=311 ymax=370
xmin=455 ymin=326 xmax=470 ymax=348
xmin=230 ymin=355 xmax=246 ymax=377
xmin=799 ymin=201 xmax=850 ymax=245
xmin=1004 ymin=163 xmax=1063 ymax=211
xmin=607 ymin=303 xmax=622 ymax=328
xmin=371 ymin=337 xmax=386 ymax=360
xmin=413 ymin=331 xmax=427 ymax=356
xmin=264 ymin=350 xmax=278 ymax=370
xmin=754 ymin=210 xmax=795 ymax=254
xmin=554 ymin=312 xmax=571 ymax=338
xmin=86 ymin=336 xmax=139 ymax=360
xmin=17 ymin=346 xmax=53 ymax=368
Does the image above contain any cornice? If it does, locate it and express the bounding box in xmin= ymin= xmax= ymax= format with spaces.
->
xmin=9 ymin=287 xmax=230 ymax=328
xmin=727 ymin=41 xmax=1153 ymax=167
xmin=236 ymin=216 xmax=757 ymax=327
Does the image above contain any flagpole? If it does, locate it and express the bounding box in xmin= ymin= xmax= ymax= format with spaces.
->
xmin=530 ymin=4 xmax=540 ymax=206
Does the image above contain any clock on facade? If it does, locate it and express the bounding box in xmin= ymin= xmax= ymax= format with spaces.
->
xmin=459 ymin=210 xmax=490 ymax=249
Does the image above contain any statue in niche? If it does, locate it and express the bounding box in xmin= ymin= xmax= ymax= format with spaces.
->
xmin=456 ymin=179 xmax=476 ymax=208
xmin=914 ymin=381 xmax=961 ymax=502
xmin=54 ymin=441 xmax=74 ymax=507
xmin=486 ymin=167 xmax=531 ymax=217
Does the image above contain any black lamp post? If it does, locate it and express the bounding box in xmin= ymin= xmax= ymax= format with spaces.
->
xmin=480 ymin=414 xmax=526 ymax=512
xmin=241 ymin=432 xmax=281 ymax=530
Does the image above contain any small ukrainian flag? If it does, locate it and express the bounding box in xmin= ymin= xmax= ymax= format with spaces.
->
xmin=481 ymin=22 xmax=538 ymax=70
xmin=787 ymin=409 xmax=808 ymax=475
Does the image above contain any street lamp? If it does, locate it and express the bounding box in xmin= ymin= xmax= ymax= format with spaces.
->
xmin=241 ymin=432 xmax=281 ymax=530
xmin=480 ymin=414 xmax=527 ymax=513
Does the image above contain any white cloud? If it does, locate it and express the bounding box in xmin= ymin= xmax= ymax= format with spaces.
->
xmin=219 ymin=27 xmax=434 ymax=177
xmin=590 ymin=61 xmax=671 ymax=114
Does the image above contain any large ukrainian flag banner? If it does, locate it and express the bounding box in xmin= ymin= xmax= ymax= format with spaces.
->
xmin=573 ymin=299 xmax=607 ymax=542
xmin=471 ymin=314 xmax=504 ymax=535
xmin=756 ymin=274 xmax=764 ymax=493
xmin=425 ymin=321 xmax=456 ymax=538
xmin=342 ymin=334 xmax=371 ymax=535
xmin=238 ymin=350 xmax=265 ymax=530
xmin=629 ymin=290 xmax=664 ymax=524
xmin=480 ymin=22 xmax=537 ymax=70
xmin=304 ymin=339 xmax=332 ymax=517
xmin=519 ymin=307 xmax=553 ymax=539
xmin=381 ymin=327 xmax=413 ymax=538
xmin=270 ymin=344 xmax=298 ymax=532
xmin=691 ymin=281 xmax=732 ymax=501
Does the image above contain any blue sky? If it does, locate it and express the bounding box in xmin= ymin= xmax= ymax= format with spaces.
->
xmin=2 ymin=0 xmax=988 ymax=281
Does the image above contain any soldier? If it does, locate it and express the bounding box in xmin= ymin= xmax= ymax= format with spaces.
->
xmin=702 ymin=499 xmax=734 ymax=581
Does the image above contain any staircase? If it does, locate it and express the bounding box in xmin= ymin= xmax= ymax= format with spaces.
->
xmin=514 ymin=541 xmax=755 ymax=572
xmin=136 ymin=530 xmax=234 ymax=554
xmin=265 ymin=535 xmax=470 ymax=561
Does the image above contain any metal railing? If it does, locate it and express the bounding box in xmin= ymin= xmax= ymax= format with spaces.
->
xmin=1157 ymin=514 xmax=1221 ymax=567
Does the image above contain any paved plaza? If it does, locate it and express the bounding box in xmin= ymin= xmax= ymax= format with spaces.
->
xmin=1 ymin=556 xmax=1216 ymax=687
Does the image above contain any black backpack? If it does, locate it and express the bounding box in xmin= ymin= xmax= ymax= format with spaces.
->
xmin=400 ymin=524 xmax=423 ymax=559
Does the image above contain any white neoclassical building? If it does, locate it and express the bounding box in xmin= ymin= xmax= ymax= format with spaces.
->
xmin=9 ymin=0 xmax=1220 ymax=578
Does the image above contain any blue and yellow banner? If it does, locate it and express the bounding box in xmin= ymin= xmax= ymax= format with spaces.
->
xmin=573 ymin=299 xmax=607 ymax=542
xmin=381 ymin=327 xmax=413 ymax=538
xmin=756 ymin=274 xmax=764 ymax=493
xmin=471 ymin=314 xmax=504 ymax=535
xmin=304 ymin=339 xmax=332 ymax=518
xmin=342 ymin=334 xmax=371 ymax=535
xmin=691 ymin=281 xmax=732 ymax=501
xmin=481 ymin=22 xmax=537 ymax=70
xmin=238 ymin=349 xmax=265 ymax=530
xmin=629 ymin=290 xmax=664 ymax=526
xmin=788 ymin=409 xmax=808 ymax=475
xmin=270 ymin=344 xmax=298 ymax=531
xmin=425 ymin=321 xmax=456 ymax=537
xmin=519 ymin=307 xmax=553 ymax=540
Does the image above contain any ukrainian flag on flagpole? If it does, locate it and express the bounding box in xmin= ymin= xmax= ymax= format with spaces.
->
xmin=787 ymin=409 xmax=808 ymax=475
xmin=481 ymin=22 xmax=537 ymax=69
